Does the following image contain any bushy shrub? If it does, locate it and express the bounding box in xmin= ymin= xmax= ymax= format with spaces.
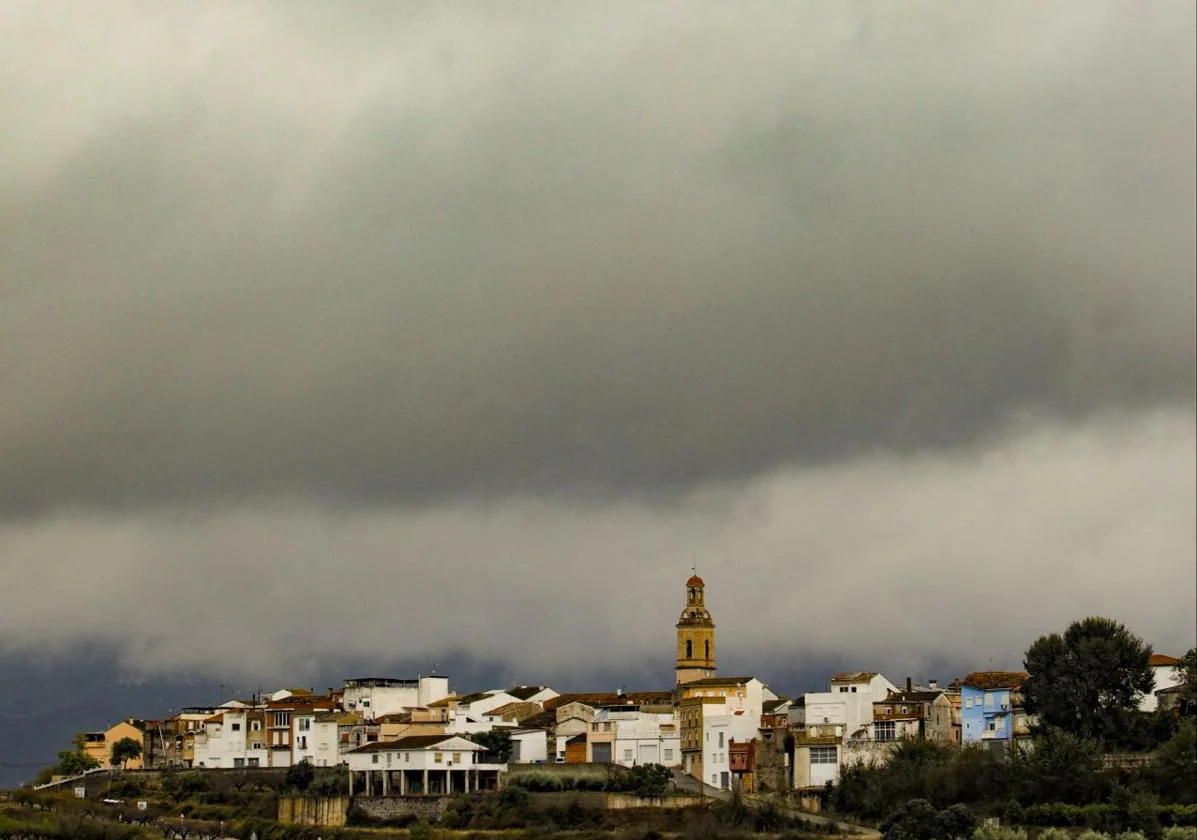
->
xmin=1163 ymin=828 xmax=1197 ymax=840
xmin=971 ymin=826 xmax=1027 ymax=840
xmin=1034 ymin=829 xmax=1072 ymax=840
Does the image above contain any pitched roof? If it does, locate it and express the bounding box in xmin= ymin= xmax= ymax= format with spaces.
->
xmin=455 ymin=691 xmax=495 ymax=706
xmin=489 ymin=701 xmax=544 ymax=723
xmin=347 ymin=734 xmax=478 ymax=753
xmin=427 ymin=696 xmax=458 ymax=708
xmin=1149 ymin=653 xmax=1180 ymax=667
xmin=315 ymin=712 xmax=363 ymax=725
xmin=544 ymin=692 xmax=673 ymax=711
xmin=679 ymin=677 xmax=754 ymax=687
xmin=962 ymin=671 xmax=1027 ymax=690
xmin=518 ymin=709 xmax=557 ymax=730
xmin=880 ymin=691 xmax=944 ymax=703
xmin=831 ymin=672 xmax=878 ymax=682
xmin=507 ymin=685 xmax=550 ymax=701
xmin=374 ymin=712 xmax=413 ymax=724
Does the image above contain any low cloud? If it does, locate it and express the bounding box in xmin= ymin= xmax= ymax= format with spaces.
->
xmin=2 ymin=411 xmax=1192 ymax=685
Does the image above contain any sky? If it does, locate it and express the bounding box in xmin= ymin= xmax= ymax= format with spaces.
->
xmin=1 ymin=1 xmax=1194 ymax=700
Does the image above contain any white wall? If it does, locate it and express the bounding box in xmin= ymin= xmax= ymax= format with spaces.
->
xmin=1141 ymin=664 xmax=1182 ymax=712
xmin=510 ymin=730 xmax=548 ymax=763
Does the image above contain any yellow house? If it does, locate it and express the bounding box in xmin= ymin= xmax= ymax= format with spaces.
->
xmin=77 ymin=720 xmax=147 ymax=769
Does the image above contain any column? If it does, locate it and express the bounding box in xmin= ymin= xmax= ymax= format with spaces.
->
xmin=422 ymin=768 xmax=429 ymax=796
xmin=382 ymin=769 xmax=389 ymax=796
xmin=399 ymin=769 xmax=406 ymax=796
xmin=347 ymin=766 xmax=353 ymax=795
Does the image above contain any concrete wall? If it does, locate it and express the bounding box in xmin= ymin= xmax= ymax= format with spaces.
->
xmin=278 ymin=795 xmax=349 ymax=827
xmin=527 ymin=791 xmax=707 ymax=810
xmin=354 ymin=794 xmax=451 ymax=821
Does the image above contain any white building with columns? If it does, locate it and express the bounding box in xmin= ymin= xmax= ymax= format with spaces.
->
xmin=343 ymin=735 xmax=505 ymax=796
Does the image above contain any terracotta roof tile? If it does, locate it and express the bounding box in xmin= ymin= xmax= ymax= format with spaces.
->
xmin=962 ymin=671 xmax=1027 ymax=690
xmin=1149 ymin=653 xmax=1180 ymax=667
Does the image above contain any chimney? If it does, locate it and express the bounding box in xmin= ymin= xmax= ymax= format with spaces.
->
xmin=906 ymin=676 xmax=912 ymax=694
xmin=928 ymin=680 xmax=939 ymax=691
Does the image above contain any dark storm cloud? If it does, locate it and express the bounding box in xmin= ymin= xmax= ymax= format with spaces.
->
xmin=2 ymin=1 xmax=1193 ymax=515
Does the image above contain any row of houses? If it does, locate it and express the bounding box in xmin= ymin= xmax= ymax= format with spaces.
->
xmin=71 ymin=575 xmax=1187 ymax=798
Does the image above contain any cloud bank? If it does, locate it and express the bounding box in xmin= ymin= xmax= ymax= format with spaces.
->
xmin=1 ymin=1 xmax=1193 ymax=683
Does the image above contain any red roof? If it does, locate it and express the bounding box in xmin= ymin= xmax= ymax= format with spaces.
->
xmin=687 ymin=575 xmax=704 ymax=587
xmin=1149 ymin=654 xmax=1180 ymax=667
xmin=962 ymin=671 xmax=1027 ymax=690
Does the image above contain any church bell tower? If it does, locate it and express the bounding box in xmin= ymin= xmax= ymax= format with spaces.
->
xmin=676 ymin=574 xmax=716 ymax=685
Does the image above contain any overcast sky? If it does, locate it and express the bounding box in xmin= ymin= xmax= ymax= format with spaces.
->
xmin=2 ymin=1 xmax=1194 ymax=688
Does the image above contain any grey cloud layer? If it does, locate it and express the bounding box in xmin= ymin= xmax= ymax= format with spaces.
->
xmin=2 ymin=1 xmax=1193 ymax=514
xmin=2 ymin=412 xmax=1193 ymax=681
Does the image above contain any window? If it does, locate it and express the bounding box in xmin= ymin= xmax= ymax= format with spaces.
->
xmin=298 ymin=737 xmax=307 ymax=750
xmin=603 ymin=722 xmax=611 ymax=732
xmin=435 ymin=752 xmax=443 ymax=763
xmin=704 ymin=640 xmax=710 ymax=659
xmin=248 ymin=758 xmax=260 ymax=768
xmin=233 ymin=758 xmax=245 ymax=768
xmin=273 ymin=712 xmax=290 ymax=727
xmin=985 ymin=694 xmax=994 ymax=707
xmin=900 ymin=706 xmax=908 ymax=715
xmin=252 ymin=742 xmax=262 ymax=750
xmin=686 ymin=640 xmax=693 ymax=658
xmin=231 ymin=723 xmax=241 ymax=732
xmin=592 ymin=723 xmax=599 ymax=732
xmin=987 ymin=719 xmax=997 ymax=732
xmin=850 ymin=687 xmax=857 ymax=693
xmin=251 ymin=721 xmax=261 ymax=732
xmin=965 ymin=698 xmax=972 ymax=709
xmin=298 ymin=718 xmax=311 ymax=732
xmin=664 ymin=749 xmax=674 ymax=762
xmin=387 ymin=753 xmax=393 ymax=766
xmin=452 ymin=753 xmax=461 ymax=763
xmin=718 ymin=732 xmax=724 ymax=748
xmin=405 ymin=753 xmax=410 ymax=763
xmin=362 ymin=699 xmax=370 ymax=708
xmin=624 ymin=749 xmax=633 ymax=761
xmin=875 ymin=721 xmax=896 ymax=742
xmin=372 ymin=754 xmax=379 ymax=764
xmin=810 ymin=747 xmax=837 ymax=764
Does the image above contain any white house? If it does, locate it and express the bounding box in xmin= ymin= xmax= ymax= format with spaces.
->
xmin=508 ymin=728 xmax=549 ymax=764
xmin=587 ymin=705 xmax=680 ymax=767
xmin=342 ymin=676 xmax=451 ymax=720
xmin=344 ymin=735 xmax=505 ymax=796
xmin=702 ymin=708 xmax=759 ymax=790
xmin=1141 ymin=654 xmax=1182 ymax=713
xmin=193 ymin=710 xmax=268 ymax=769
xmin=790 ymin=672 xmax=898 ymax=789
xmin=506 ymin=686 xmax=560 ymax=706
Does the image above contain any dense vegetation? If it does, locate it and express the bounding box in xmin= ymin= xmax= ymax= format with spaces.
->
xmin=830 ymin=616 xmax=1197 ymax=840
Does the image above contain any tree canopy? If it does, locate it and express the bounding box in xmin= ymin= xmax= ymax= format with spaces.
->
xmin=109 ymin=736 xmax=142 ymax=768
xmin=1023 ymin=616 xmax=1154 ymax=744
xmin=55 ymin=749 xmax=100 ymax=776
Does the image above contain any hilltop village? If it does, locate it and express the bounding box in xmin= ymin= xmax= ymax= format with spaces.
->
xmin=57 ymin=575 xmax=1188 ymax=801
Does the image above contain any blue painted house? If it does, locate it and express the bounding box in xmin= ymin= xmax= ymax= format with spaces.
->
xmin=960 ymin=672 xmax=1032 ymax=751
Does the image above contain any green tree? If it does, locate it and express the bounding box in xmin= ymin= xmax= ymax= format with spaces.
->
xmin=286 ymin=758 xmax=316 ymax=791
xmin=1176 ymin=648 xmax=1197 ymax=716
xmin=880 ymin=798 xmax=941 ymax=840
xmin=1009 ymin=728 xmax=1104 ymax=804
xmin=469 ymin=729 xmax=512 ymax=762
xmin=55 ymin=748 xmax=100 ymax=776
xmin=1153 ymin=718 xmax=1197 ymax=804
xmin=1024 ymin=616 xmax=1154 ymax=743
xmin=109 ymin=736 xmax=142 ymax=768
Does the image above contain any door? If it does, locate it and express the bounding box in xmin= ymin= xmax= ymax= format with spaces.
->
xmin=638 ymin=744 xmax=658 ymax=765
xmin=591 ymin=742 xmax=612 ymax=763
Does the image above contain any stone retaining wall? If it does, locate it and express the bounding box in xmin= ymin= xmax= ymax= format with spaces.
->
xmin=278 ymin=795 xmax=349 ymax=827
